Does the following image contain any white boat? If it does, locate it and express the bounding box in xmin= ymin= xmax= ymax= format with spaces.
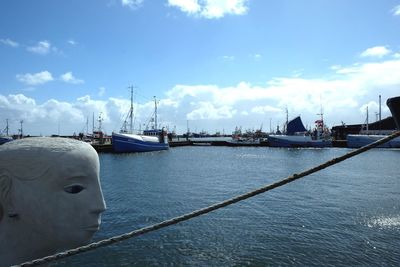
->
xmin=268 ymin=134 xmax=331 ymax=148
xmin=268 ymin=114 xmax=332 ymax=148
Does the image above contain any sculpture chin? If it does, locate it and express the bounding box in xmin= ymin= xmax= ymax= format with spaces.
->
xmin=85 ymin=225 xmax=100 ymax=232
xmin=0 ymin=137 xmax=106 ymax=267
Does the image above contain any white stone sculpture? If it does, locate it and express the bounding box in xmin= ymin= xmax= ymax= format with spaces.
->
xmin=0 ymin=137 xmax=106 ymax=266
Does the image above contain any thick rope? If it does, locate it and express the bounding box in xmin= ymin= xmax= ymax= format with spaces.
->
xmin=15 ymin=131 xmax=400 ymax=267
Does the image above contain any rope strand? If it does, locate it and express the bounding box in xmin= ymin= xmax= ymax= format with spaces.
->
xmin=15 ymin=131 xmax=400 ymax=267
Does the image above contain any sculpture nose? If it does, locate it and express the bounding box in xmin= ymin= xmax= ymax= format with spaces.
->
xmin=91 ymin=187 xmax=107 ymax=214
xmin=92 ymin=198 xmax=106 ymax=214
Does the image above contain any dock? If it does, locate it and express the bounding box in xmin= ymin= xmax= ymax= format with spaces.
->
xmin=92 ymin=139 xmax=348 ymax=152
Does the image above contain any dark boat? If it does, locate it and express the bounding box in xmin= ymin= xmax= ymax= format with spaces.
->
xmin=347 ymin=95 xmax=400 ymax=148
xmin=387 ymin=96 xmax=400 ymax=129
xmin=0 ymin=136 xmax=13 ymax=145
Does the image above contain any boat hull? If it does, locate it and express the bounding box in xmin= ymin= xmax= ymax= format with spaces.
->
xmin=112 ymin=133 xmax=169 ymax=153
xmin=0 ymin=136 xmax=13 ymax=145
xmin=268 ymin=135 xmax=332 ymax=148
xmin=226 ymin=140 xmax=262 ymax=147
xmin=387 ymin=96 xmax=400 ymax=129
xmin=346 ymin=134 xmax=400 ymax=148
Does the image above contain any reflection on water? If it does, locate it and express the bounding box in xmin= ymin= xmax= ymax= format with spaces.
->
xmin=56 ymin=147 xmax=400 ymax=266
xmin=367 ymin=215 xmax=400 ymax=229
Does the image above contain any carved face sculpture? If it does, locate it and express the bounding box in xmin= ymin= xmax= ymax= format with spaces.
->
xmin=1 ymin=138 xmax=106 ymax=251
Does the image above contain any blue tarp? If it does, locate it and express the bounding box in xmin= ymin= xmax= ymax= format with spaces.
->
xmin=287 ymin=116 xmax=307 ymax=135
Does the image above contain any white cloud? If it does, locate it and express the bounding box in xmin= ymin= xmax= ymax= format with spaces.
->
xmin=68 ymin=39 xmax=77 ymax=46
xmin=250 ymin=53 xmax=262 ymax=61
xmin=187 ymin=102 xmax=236 ymax=120
xmin=221 ymin=55 xmax=235 ymax=62
xmin=251 ymin=105 xmax=282 ymax=114
xmin=16 ymin=71 xmax=54 ymax=85
xmin=27 ymin=40 xmax=52 ymax=55
xmin=4 ymin=50 xmax=400 ymax=135
xmin=392 ymin=5 xmax=400 ymax=16
xmin=98 ymin=87 xmax=106 ymax=97
xmin=164 ymin=57 xmax=400 ymax=131
xmin=168 ymin=0 xmax=248 ymax=19
xmin=0 ymin=38 xmax=19 ymax=47
xmin=168 ymin=0 xmax=201 ymax=14
xmin=60 ymin=72 xmax=84 ymax=84
xmin=334 ymin=64 xmax=360 ymax=74
xmin=121 ymin=0 xmax=143 ymax=9
xmin=360 ymin=46 xmax=391 ymax=58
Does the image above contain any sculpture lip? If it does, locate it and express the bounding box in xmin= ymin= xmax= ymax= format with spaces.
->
xmin=84 ymin=224 xmax=100 ymax=231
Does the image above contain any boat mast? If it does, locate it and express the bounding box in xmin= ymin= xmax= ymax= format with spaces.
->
xmin=378 ymin=94 xmax=381 ymax=131
xmin=366 ymin=106 xmax=369 ymax=132
xmin=19 ymin=120 xmax=23 ymax=138
xmin=284 ymin=107 xmax=288 ymax=133
xmin=5 ymin=119 xmax=9 ymax=136
xmin=154 ymin=96 xmax=158 ymax=130
xmin=98 ymin=112 xmax=103 ymax=132
xmin=86 ymin=116 xmax=89 ymax=135
xmin=317 ymin=106 xmax=324 ymax=127
xmin=129 ymin=85 xmax=134 ymax=134
xmin=379 ymin=95 xmax=381 ymax=121
xmin=92 ymin=112 xmax=95 ymax=134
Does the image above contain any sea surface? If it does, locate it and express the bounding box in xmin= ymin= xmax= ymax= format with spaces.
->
xmin=56 ymin=146 xmax=400 ymax=266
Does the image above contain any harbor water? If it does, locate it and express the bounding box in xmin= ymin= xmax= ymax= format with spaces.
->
xmin=56 ymin=147 xmax=399 ymax=266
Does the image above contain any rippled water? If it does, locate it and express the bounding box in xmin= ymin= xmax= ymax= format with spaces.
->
xmin=56 ymin=147 xmax=400 ymax=266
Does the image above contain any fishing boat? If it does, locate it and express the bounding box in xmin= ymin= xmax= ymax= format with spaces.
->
xmin=112 ymin=88 xmax=169 ymax=153
xmin=0 ymin=120 xmax=13 ymax=145
xmin=0 ymin=136 xmax=13 ymax=145
xmin=225 ymin=126 xmax=265 ymax=146
xmin=268 ymin=112 xmax=332 ymax=148
xmin=347 ymin=96 xmax=400 ymax=148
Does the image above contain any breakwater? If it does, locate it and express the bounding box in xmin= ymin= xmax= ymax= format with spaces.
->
xmin=91 ymin=139 xmax=347 ymax=152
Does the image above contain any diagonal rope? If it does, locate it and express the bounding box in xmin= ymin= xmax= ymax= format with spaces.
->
xmin=15 ymin=131 xmax=400 ymax=267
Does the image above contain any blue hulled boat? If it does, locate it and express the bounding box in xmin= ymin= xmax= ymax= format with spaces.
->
xmin=346 ymin=134 xmax=400 ymax=148
xmin=112 ymin=87 xmax=169 ymax=153
xmin=112 ymin=129 xmax=169 ymax=153
xmin=347 ymin=96 xmax=400 ymax=148
xmin=0 ymin=120 xmax=13 ymax=145
xmin=0 ymin=136 xmax=13 ymax=145
xmin=268 ymin=114 xmax=332 ymax=148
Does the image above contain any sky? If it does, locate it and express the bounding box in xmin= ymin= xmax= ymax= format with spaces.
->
xmin=1 ymin=0 xmax=400 ymax=136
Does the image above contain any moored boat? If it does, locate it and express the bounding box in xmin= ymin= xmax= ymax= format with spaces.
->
xmin=0 ymin=120 xmax=13 ymax=145
xmin=346 ymin=134 xmax=400 ymax=148
xmin=268 ymin=115 xmax=332 ymax=148
xmin=0 ymin=136 xmax=13 ymax=145
xmin=387 ymin=96 xmax=400 ymax=129
xmin=112 ymin=129 xmax=169 ymax=152
xmin=268 ymin=134 xmax=332 ymax=148
xmin=112 ymin=87 xmax=169 ymax=153
xmin=346 ymin=95 xmax=400 ymax=148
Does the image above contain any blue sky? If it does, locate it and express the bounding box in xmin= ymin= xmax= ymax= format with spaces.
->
xmin=1 ymin=0 xmax=400 ymax=135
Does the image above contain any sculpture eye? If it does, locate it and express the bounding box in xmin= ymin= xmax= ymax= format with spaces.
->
xmin=64 ymin=185 xmax=85 ymax=194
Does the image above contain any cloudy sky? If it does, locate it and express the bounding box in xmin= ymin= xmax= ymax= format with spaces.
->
xmin=1 ymin=0 xmax=400 ymax=136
